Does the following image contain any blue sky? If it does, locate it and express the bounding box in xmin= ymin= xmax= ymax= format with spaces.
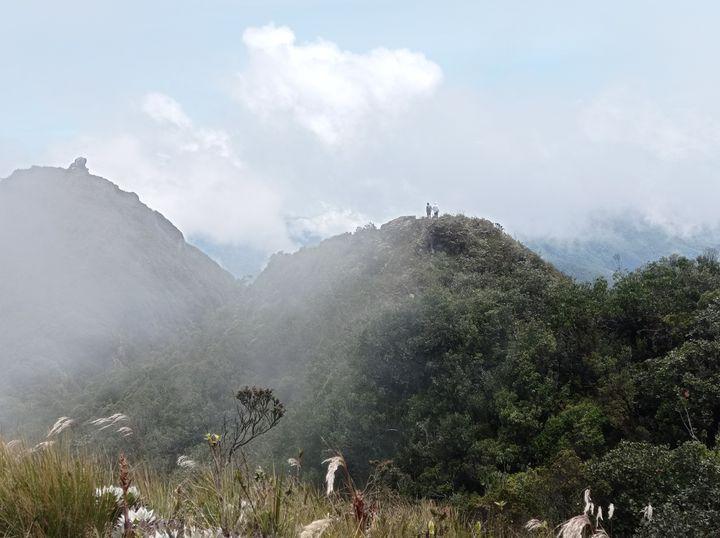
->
xmin=5 ymin=0 xmax=715 ymax=146
xmin=3 ymin=1 xmax=720 ymax=260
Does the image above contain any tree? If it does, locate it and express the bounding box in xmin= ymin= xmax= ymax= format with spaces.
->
xmin=221 ymin=386 xmax=285 ymax=463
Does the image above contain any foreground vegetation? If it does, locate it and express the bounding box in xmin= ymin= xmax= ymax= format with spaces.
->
xmin=0 ymin=437 xmax=512 ymax=537
xmin=0 ymin=434 xmax=671 ymax=537
xmin=5 ymin=392 xmax=719 ymax=536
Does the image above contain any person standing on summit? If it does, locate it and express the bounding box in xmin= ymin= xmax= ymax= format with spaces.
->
xmin=432 ymin=203 xmax=439 ymax=218
xmin=426 ymin=202 xmax=432 ymax=218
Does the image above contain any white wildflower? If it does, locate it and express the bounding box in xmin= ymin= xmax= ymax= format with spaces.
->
xmin=300 ymin=517 xmax=334 ymax=538
xmin=117 ymin=506 xmax=155 ymax=526
xmin=608 ymin=503 xmax=615 ymax=520
xmin=96 ymin=485 xmax=124 ymax=503
xmin=322 ymin=455 xmax=345 ymax=496
xmin=96 ymin=485 xmax=139 ymax=504
xmin=288 ymin=457 xmax=301 ymax=468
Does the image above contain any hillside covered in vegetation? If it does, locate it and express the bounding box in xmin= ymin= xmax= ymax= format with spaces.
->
xmin=4 ymin=167 xmax=720 ymax=535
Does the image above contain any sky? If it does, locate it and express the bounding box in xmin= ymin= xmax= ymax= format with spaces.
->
xmin=3 ymin=0 xmax=720 ymax=261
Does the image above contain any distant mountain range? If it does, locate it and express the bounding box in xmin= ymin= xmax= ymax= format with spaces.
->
xmin=523 ymin=218 xmax=720 ymax=281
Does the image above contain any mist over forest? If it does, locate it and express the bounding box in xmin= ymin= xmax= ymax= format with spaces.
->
xmin=5 ymin=2 xmax=720 ymax=536
xmin=2 ymin=162 xmax=720 ymax=536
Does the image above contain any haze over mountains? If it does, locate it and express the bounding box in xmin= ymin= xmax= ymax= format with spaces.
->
xmin=7 ymin=162 xmax=720 ymax=536
xmin=524 ymin=218 xmax=720 ymax=281
xmin=0 ymin=161 xmax=235 ymax=418
xmin=0 ymin=160 xmax=554 ymax=441
xmin=2 ymin=161 xmax=718 ymax=393
xmin=2 ymin=161 xmax=719 ymax=436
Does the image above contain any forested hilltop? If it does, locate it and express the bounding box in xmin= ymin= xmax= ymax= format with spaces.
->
xmin=4 ymin=166 xmax=720 ymax=535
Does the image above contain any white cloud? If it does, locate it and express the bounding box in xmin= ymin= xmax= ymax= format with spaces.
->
xmin=234 ymin=24 xmax=443 ymax=145
xmin=142 ymin=92 xmax=192 ymax=129
xmin=49 ymin=93 xmax=292 ymax=251
xmin=287 ymin=205 xmax=370 ymax=240
xmin=579 ymin=90 xmax=720 ymax=162
xmin=34 ymin=24 xmax=720 ymax=266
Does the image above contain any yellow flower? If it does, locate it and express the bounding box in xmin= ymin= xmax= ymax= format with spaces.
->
xmin=204 ymin=433 xmax=221 ymax=446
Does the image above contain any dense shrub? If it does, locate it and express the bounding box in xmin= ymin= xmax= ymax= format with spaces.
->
xmin=590 ymin=441 xmax=720 ymax=536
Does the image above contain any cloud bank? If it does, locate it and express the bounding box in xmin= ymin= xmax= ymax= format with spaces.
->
xmin=31 ymin=23 xmax=720 ymax=265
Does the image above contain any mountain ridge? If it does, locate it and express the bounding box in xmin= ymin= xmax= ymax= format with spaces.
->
xmin=0 ymin=161 xmax=237 ymax=421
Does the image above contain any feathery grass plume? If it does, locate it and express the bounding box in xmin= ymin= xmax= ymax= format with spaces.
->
xmin=117 ymin=426 xmax=133 ymax=438
xmin=641 ymin=503 xmax=653 ymax=521
xmin=31 ymin=440 xmax=54 ymax=452
xmin=4 ymin=439 xmax=22 ymax=452
xmin=322 ymin=455 xmax=345 ymax=496
xmin=596 ymin=506 xmax=603 ymax=526
xmin=524 ymin=518 xmax=548 ymax=531
xmin=88 ymin=413 xmax=129 ymax=431
xmin=288 ymin=454 xmax=303 ymax=480
xmin=177 ymin=455 xmax=198 ymax=469
xmin=556 ymin=514 xmax=591 ymax=538
xmin=299 ymin=517 xmax=333 ymax=538
xmin=583 ymin=487 xmax=594 ymax=515
xmin=47 ymin=416 xmax=74 ymax=437
xmin=607 ymin=503 xmax=614 ymax=519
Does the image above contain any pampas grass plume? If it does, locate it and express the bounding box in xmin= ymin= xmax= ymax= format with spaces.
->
xmin=556 ymin=514 xmax=591 ymax=538
xmin=299 ymin=517 xmax=333 ymax=538
xmin=322 ymin=455 xmax=345 ymax=496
